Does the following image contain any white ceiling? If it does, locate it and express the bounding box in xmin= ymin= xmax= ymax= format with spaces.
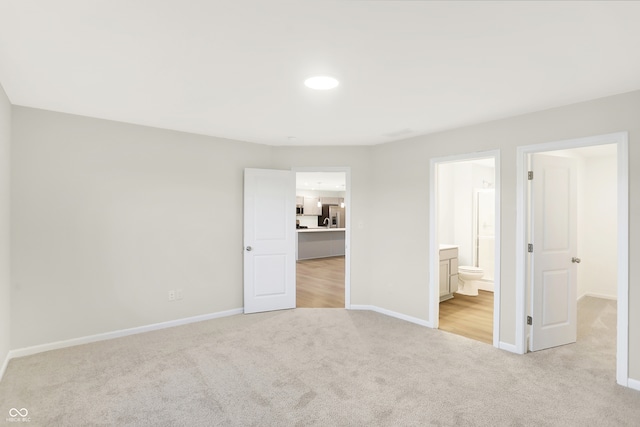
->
xmin=1 ymin=1 xmax=639 ymax=147
xmin=296 ymin=172 xmax=345 ymax=192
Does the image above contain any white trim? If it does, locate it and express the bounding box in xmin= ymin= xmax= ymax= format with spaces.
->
xmin=0 ymin=351 xmax=10 ymax=382
xmin=429 ymin=158 xmax=439 ymax=328
xmin=429 ymin=150 xmax=501 ymax=348
xmin=498 ymin=341 xmax=519 ymax=354
xmin=515 ymin=131 xmax=629 ymax=385
xmin=476 ymin=282 xmax=495 ymax=292
xmin=628 ymin=378 xmax=640 ymax=392
xmin=616 ymin=134 xmax=629 ymax=387
xmin=515 ymin=144 xmax=528 ymax=354
xmin=6 ymin=308 xmax=243 ymax=361
xmin=292 ymin=167 xmax=352 ymax=308
xmin=493 ymin=151 xmax=502 ymax=348
xmin=350 ymin=305 xmax=434 ymax=328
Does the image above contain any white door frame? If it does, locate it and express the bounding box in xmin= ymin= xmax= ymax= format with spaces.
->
xmin=292 ymin=166 xmax=352 ymax=308
xmin=515 ymin=132 xmax=629 ymax=387
xmin=429 ymin=149 xmax=501 ymax=347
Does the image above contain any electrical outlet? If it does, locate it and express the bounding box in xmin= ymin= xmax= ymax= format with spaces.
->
xmin=176 ymin=288 xmax=184 ymax=300
xmin=168 ymin=290 xmax=175 ymax=301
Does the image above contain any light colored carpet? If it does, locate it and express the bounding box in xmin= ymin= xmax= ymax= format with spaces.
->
xmin=1 ymin=297 xmax=638 ymax=426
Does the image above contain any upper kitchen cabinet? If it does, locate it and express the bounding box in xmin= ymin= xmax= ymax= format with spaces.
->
xmin=319 ymin=197 xmax=344 ymax=206
xmin=303 ymin=197 xmax=322 ymax=216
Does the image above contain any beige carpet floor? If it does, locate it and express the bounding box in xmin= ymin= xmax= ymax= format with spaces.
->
xmin=1 ymin=297 xmax=638 ymax=426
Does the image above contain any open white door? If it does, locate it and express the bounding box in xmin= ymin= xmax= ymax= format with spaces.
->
xmin=530 ymin=154 xmax=578 ymax=351
xmin=243 ymin=168 xmax=296 ymax=314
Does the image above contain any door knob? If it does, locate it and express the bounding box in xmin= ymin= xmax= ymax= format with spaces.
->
xmin=246 ymin=246 xmax=252 ymax=252
xmin=571 ymin=257 xmax=581 ymax=263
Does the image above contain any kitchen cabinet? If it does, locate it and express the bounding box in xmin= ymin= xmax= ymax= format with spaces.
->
xmin=296 ymin=196 xmax=304 ymax=206
xmin=303 ymin=197 xmax=322 ymax=216
xmin=297 ymin=229 xmax=345 ymax=260
xmin=320 ymin=197 xmax=343 ymax=206
xmin=439 ymin=246 xmax=459 ymax=302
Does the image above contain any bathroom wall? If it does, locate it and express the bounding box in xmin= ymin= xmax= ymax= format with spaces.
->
xmin=437 ymin=160 xmax=495 ymax=268
xmin=475 ymin=188 xmax=496 ymax=282
xmin=437 ymin=163 xmax=455 ymax=249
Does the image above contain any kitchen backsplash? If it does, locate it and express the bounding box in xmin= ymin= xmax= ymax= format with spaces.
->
xmin=296 ymin=216 xmax=318 ymax=228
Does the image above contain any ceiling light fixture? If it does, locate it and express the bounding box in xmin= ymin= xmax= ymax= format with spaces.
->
xmin=304 ymin=76 xmax=339 ymax=90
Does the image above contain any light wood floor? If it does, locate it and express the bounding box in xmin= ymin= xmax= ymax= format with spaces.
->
xmin=296 ymin=256 xmax=345 ymax=308
xmin=439 ymin=290 xmax=493 ymax=344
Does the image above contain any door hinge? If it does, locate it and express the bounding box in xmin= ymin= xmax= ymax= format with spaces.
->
xmin=528 ymin=243 xmax=533 ymax=253
xmin=527 ymin=316 xmax=533 ymax=325
xmin=528 ymin=171 xmax=533 ymax=180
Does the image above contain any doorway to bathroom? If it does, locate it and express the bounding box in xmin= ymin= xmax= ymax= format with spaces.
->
xmin=429 ymin=150 xmax=501 ymax=346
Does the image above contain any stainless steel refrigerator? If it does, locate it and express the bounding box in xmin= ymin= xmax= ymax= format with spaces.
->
xmin=319 ymin=205 xmax=345 ymax=228
xmin=329 ymin=205 xmax=345 ymax=228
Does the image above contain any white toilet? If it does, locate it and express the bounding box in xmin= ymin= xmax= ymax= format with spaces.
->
xmin=456 ymin=266 xmax=484 ymax=296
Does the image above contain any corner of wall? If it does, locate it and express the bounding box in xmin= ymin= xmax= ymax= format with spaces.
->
xmin=0 ymin=81 xmax=11 ymax=382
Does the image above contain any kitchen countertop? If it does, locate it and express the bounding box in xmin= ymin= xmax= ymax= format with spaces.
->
xmin=439 ymin=244 xmax=458 ymax=250
xmin=297 ymin=227 xmax=346 ymax=233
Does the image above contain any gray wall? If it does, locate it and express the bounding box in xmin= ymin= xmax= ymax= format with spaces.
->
xmin=369 ymin=90 xmax=640 ymax=378
xmin=9 ymin=109 xmax=375 ymax=350
xmin=0 ymin=84 xmax=10 ymax=372
xmin=7 ymin=90 xmax=640 ymax=382
xmin=10 ymin=107 xmax=273 ymax=348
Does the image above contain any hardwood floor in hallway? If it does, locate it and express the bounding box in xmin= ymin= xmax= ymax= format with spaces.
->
xmin=439 ymin=290 xmax=493 ymax=344
xmin=296 ymin=256 xmax=345 ymax=308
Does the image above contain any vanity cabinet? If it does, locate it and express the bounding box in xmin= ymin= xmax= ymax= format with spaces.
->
xmin=439 ymin=247 xmax=459 ymax=302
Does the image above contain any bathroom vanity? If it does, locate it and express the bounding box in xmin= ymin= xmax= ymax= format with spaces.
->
xmin=439 ymin=245 xmax=459 ymax=302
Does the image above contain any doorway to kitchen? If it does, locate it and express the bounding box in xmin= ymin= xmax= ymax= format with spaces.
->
xmin=294 ymin=168 xmax=350 ymax=308
xmin=429 ymin=150 xmax=501 ymax=347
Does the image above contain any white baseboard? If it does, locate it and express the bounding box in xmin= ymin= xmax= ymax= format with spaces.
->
xmin=499 ymin=341 xmax=521 ymax=354
xmin=628 ymin=378 xmax=640 ymax=392
xmin=6 ymin=308 xmax=243 ymax=362
xmin=351 ymin=306 xmax=522 ymax=354
xmin=0 ymin=351 xmax=10 ymax=382
xmin=350 ymin=305 xmax=433 ymax=328
xmin=477 ymin=282 xmax=494 ymax=292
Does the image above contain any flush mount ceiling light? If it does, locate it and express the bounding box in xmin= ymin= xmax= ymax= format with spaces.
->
xmin=304 ymin=76 xmax=339 ymax=90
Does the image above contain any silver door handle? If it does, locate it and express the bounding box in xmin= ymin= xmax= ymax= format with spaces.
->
xmin=246 ymin=246 xmax=252 ymax=252
xmin=572 ymin=257 xmax=581 ymax=263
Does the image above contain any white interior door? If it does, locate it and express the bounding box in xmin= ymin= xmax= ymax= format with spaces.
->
xmin=244 ymin=168 xmax=296 ymax=314
xmin=530 ymin=154 xmax=578 ymax=351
